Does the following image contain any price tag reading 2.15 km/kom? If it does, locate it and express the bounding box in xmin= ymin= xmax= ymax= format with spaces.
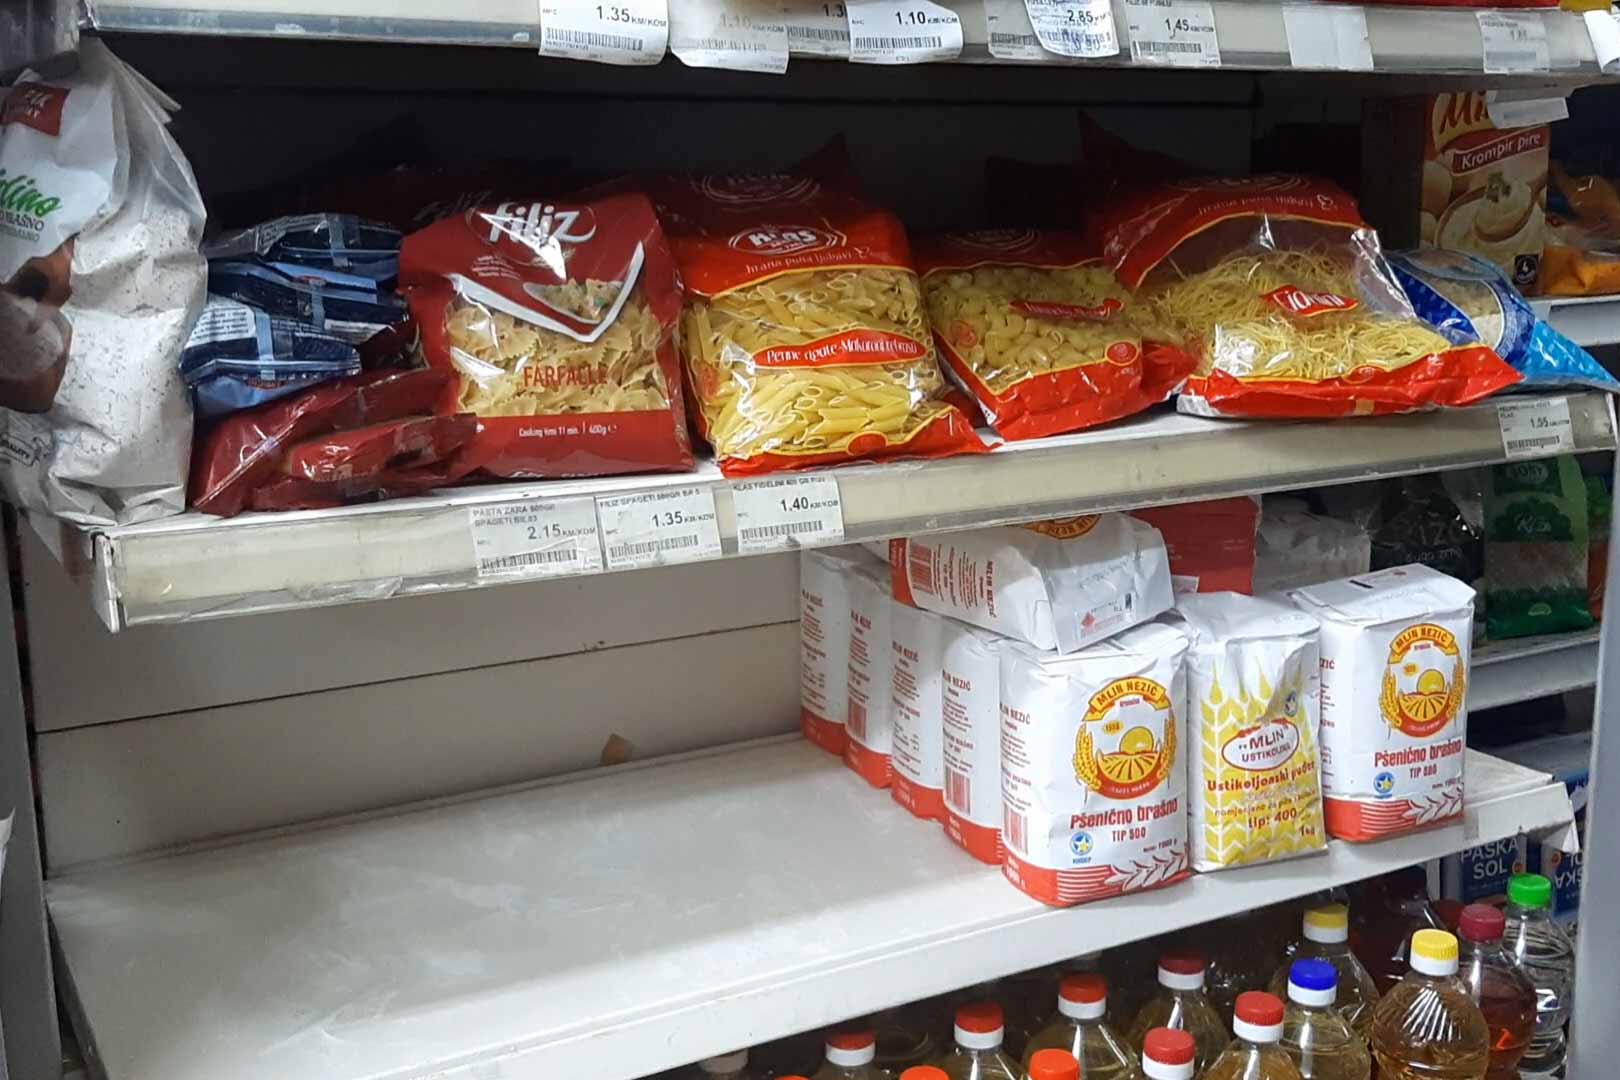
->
xmin=1497 ymin=397 xmax=1574 ymax=460
xmin=470 ymin=497 xmax=605 ymax=580
xmin=1024 ymin=0 xmax=1117 ymax=58
xmin=538 ymin=0 xmax=670 ymax=65
xmin=1122 ymin=0 xmax=1219 ymax=66
xmin=846 ymin=0 xmax=963 ymax=63
xmin=596 ymin=486 xmax=724 ymax=571
xmin=732 ymin=474 xmax=846 ymax=554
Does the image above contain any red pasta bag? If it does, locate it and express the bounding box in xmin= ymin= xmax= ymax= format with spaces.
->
xmin=915 ymin=230 xmax=1194 ymax=440
xmin=400 ymin=193 xmax=693 ymax=479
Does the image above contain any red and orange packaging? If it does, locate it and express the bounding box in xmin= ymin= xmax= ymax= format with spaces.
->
xmin=1130 ymin=497 xmax=1261 ymax=595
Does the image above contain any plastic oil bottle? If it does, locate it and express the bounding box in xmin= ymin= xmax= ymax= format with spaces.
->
xmin=695 ymin=1050 xmax=755 ymax=1080
xmin=1023 ymin=973 xmax=1142 ymax=1079
xmin=874 ymin=1005 xmax=943 ymax=1072
xmin=1279 ymin=959 xmax=1371 ymax=1080
xmin=1369 ymin=929 xmax=1490 ymax=1080
xmin=1024 ymin=1049 xmax=1082 ymax=1080
xmin=1354 ymin=868 xmax=1444 ymax=996
xmin=935 ymin=1003 xmax=1023 ymax=1080
xmin=1269 ymin=904 xmax=1381 ymax=1040
xmin=1457 ymin=904 xmax=1536 ymax=1080
xmin=1501 ymin=873 xmax=1575 ymax=1079
xmin=1204 ymin=992 xmax=1304 ymax=1080
xmin=1141 ymin=1028 xmax=1198 ymax=1080
xmin=814 ymin=1028 xmax=891 ymax=1080
xmin=1128 ymin=950 xmax=1231 ymax=1073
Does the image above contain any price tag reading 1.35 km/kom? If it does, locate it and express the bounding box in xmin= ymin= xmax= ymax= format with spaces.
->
xmin=470 ymin=497 xmax=605 ymax=580
xmin=732 ymin=474 xmax=846 ymax=554
xmin=1475 ymin=11 xmax=1550 ymax=74
xmin=539 ymin=0 xmax=670 ymax=65
xmin=1497 ymin=397 xmax=1575 ymax=460
xmin=1122 ymin=0 xmax=1219 ymax=66
xmin=1024 ymin=0 xmax=1118 ymax=58
xmin=846 ymin=0 xmax=963 ymax=63
xmin=596 ymin=486 xmax=724 ymax=571
xmin=782 ymin=0 xmax=850 ymax=55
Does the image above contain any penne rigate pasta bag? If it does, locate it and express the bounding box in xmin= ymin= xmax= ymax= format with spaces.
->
xmin=1096 ymin=175 xmax=1521 ymax=419
xmin=915 ymin=230 xmax=1195 ymax=439
xmin=399 ymin=193 xmax=694 ymax=478
xmin=651 ymin=173 xmax=987 ymax=474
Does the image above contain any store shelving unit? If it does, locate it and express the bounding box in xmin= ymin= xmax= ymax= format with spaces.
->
xmin=1532 ymin=295 xmax=1620 ymax=349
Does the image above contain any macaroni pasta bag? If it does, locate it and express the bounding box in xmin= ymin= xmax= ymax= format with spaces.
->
xmin=846 ymin=563 xmax=897 ymax=788
xmin=915 ymin=230 xmax=1195 ymax=439
xmin=890 ymin=602 xmax=948 ymax=822
xmin=800 ymin=547 xmax=879 ymax=756
xmin=941 ymin=623 xmax=1006 ymax=864
xmin=399 ymin=193 xmax=694 ymax=478
xmin=1096 ymin=175 xmax=1521 ymax=419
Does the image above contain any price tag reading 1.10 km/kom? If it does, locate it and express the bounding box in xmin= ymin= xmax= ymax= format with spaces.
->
xmin=469 ymin=497 xmax=605 ymax=580
xmin=846 ymin=0 xmax=963 ymax=63
xmin=596 ymin=486 xmax=724 ymax=571
xmin=538 ymin=0 xmax=670 ymax=65
xmin=1122 ymin=0 xmax=1219 ymax=66
xmin=1497 ymin=397 xmax=1575 ymax=460
xmin=1023 ymin=0 xmax=1118 ymax=58
xmin=731 ymin=474 xmax=846 ymax=554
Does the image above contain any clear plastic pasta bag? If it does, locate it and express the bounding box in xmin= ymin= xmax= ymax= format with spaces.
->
xmin=1097 ymin=175 xmax=1522 ymax=419
xmin=399 ymin=192 xmax=693 ymax=478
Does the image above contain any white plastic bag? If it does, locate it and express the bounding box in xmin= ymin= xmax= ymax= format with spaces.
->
xmin=845 ymin=564 xmax=895 ymax=789
xmin=941 ymin=623 xmax=1005 ymax=864
xmin=0 ymin=40 xmax=203 ymax=524
xmin=1253 ymin=507 xmax=1371 ymax=594
xmin=799 ymin=547 xmax=878 ymax=757
xmin=890 ymin=602 xmax=947 ymax=821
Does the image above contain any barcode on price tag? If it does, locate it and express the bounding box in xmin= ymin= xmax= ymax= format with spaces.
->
xmin=539 ymin=0 xmax=669 ymax=64
xmin=1497 ymin=397 xmax=1575 ymax=460
xmin=597 ymin=485 xmax=723 ymax=570
xmin=1282 ymin=3 xmax=1372 ymax=70
xmin=846 ymin=0 xmax=962 ymax=63
xmin=1476 ymin=11 xmax=1549 ymax=74
xmin=1123 ymin=0 xmax=1219 ymax=66
xmin=670 ymin=0 xmax=790 ymax=72
xmin=783 ymin=0 xmax=850 ymax=54
xmin=984 ymin=0 xmax=1046 ymax=58
xmin=1024 ymin=0 xmax=1118 ymax=57
xmin=469 ymin=497 xmax=604 ymax=579
xmin=732 ymin=474 xmax=845 ymax=553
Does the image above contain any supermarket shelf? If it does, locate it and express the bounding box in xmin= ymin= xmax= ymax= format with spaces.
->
xmin=1531 ymin=294 xmax=1620 ymax=349
xmin=1469 ymin=628 xmax=1602 ymax=712
xmin=48 ymin=739 xmax=1571 ymax=1080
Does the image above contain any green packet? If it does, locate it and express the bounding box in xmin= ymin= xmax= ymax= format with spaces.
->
xmin=1485 ymin=455 xmax=1594 ymax=640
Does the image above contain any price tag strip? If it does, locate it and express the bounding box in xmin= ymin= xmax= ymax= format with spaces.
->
xmin=1122 ymin=0 xmax=1219 ymax=66
xmin=846 ymin=0 xmax=963 ymax=63
xmin=782 ymin=0 xmax=850 ymax=55
xmin=1476 ymin=11 xmax=1550 ymax=75
xmin=539 ymin=0 xmax=670 ymax=63
xmin=732 ymin=474 xmax=845 ymax=553
xmin=596 ymin=485 xmax=724 ymax=571
xmin=984 ymin=0 xmax=1047 ymax=59
xmin=1485 ymin=90 xmax=1569 ymax=129
xmin=469 ymin=497 xmax=605 ymax=580
xmin=1023 ymin=0 xmax=1117 ymax=57
xmin=1281 ymin=3 xmax=1372 ymax=71
xmin=669 ymin=0 xmax=790 ymax=72
xmin=1497 ymin=397 xmax=1575 ymax=461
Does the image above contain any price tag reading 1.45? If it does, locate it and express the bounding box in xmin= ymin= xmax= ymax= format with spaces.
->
xmin=1122 ymin=0 xmax=1219 ymax=66
xmin=596 ymin=485 xmax=724 ymax=571
xmin=1497 ymin=397 xmax=1575 ymax=460
xmin=538 ymin=0 xmax=670 ymax=65
xmin=732 ymin=474 xmax=845 ymax=554
xmin=1024 ymin=0 xmax=1118 ymax=58
xmin=469 ymin=497 xmax=605 ymax=580
xmin=846 ymin=0 xmax=963 ymax=64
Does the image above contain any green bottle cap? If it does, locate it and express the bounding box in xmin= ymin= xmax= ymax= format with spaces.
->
xmin=1508 ymin=873 xmax=1553 ymax=909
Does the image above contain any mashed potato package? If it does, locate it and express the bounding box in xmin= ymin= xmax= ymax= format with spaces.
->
xmin=400 ymin=193 xmax=694 ymax=478
xmin=942 ymin=623 xmax=1007 ymax=864
xmin=1097 ymin=175 xmax=1521 ymax=418
xmin=915 ymin=230 xmax=1194 ymax=439
xmin=892 ymin=514 xmax=1174 ymax=654
xmin=891 ymin=602 xmax=949 ymax=821
xmin=800 ymin=547 xmax=879 ymax=756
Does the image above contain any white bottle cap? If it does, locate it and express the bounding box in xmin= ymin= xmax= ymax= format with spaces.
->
xmin=1233 ymin=992 xmax=1285 ymax=1044
xmin=1156 ymin=951 xmax=1206 ymax=992
xmin=825 ymin=1031 xmax=876 ymax=1067
xmin=1302 ymin=903 xmax=1351 ymax=944
xmin=1409 ymin=929 xmax=1460 ymax=977
xmin=1057 ymin=973 xmax=1107 ymax=1020
xmin=700 ymin=1050 xmax=748 ymax=1074
xmin=954 ymin=1003 xmax=1006 ymax=1051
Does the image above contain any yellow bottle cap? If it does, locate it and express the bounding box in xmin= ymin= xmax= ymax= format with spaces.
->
xmin=1410 ymin=929 xmax=1460 ymax=976
xmin=1302 ymin=903 xmax=1349 ymax=943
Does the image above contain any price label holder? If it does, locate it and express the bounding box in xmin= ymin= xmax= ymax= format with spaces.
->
xmin=1022 ymin=0 xmax=1117 ymax=57
xmin=1485 ymin=89 xmax=1569 ymax=129
xmin=1497 ymin=397 xmax=1574 ymax=460
xmin=539 ymin=0 xmax=670 ymax=63
xmin=1585 ymin=9 xmax=1620 ymax=74
xmin=984 ymin=0 xmax=1047 ymax=59
xmin=1122 ymin=0 xmax=1219 ymax=66
xmin=732 ymin=474 xmax=845 ymax=553
xmin=1476 ymin=11 xmax=1549 ymax=75
xmin=597 ymin=485 xmax=724 ymax=571
xmin=846 ymin=0 xmax=963 ymax=63
xmin=670 ymin=0 xmax=790 ymax=72
xmin=1281 ymin=3 xmax=1372 ymax=70
xmin=782 ymin=0 xmax=850 ymax=55
xmin=469 ymin=497 xmax=605 ymax=580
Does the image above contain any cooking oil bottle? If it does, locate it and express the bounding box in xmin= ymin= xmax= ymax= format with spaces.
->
xmin=1024 ymin=1049 xmax=1081 ymax=1080
xmin=1023 ymin=973 xmax=1142 ymax=1079
xmin=814 ymin=1028 xmax=892 ymax=1080
xmin=1369 ymin=929 xmax=1490 ymax=1080
xmin=694 ymin=1050 xmax=755 ymax=1080
xmin=1128 ymin=949 xmax=1230 ymax=1073
xmin=935 ymin=1003 xmax=1023 ymax=1080
xmin=1354 ymin=869 xmax=1444 ymax=996
xmin=1203 ymin=992 xmax=1304 ymax=1080
xmin=874 ymin=1004 xmax=943 ymax=1072
xmin=1268 ymin=904 xmax=1381 ymax=1039
xmin=1456 ymin=905 xmax=1536 ymax=1080
xmin=1141 ymin=1028 xmax=1198 ymax=1080
xmin=1279 ymin=959 xmax=1371 ymax=1080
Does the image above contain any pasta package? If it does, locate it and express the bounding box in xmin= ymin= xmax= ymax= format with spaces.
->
xmin=915 ymin=230 xmax=1195 ymax=439
xmin=652 ymin=173 xmax=986 ymax=474
xmin=1098 ymin=175 xmax=1521 ymax=418
xmin=400 ymin=193 xmax=694 ymax=479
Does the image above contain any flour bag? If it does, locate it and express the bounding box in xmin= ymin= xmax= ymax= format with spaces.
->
xmin=0 ymin=40 xmax=204 ymax=524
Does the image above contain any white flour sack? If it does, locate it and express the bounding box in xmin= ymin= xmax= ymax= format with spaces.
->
xmin=1000 ymin=622 xmax=1191 ymax=907
xmin=1291 ymin=565 xmax=1475 ymax=842
xmin=0 ymin=40 xmax=203 ymax=524
xmin=845 ymin=563 xmax=896 ymax=789
xmin=890 ymin=602 xmax=947 ymax=822
xmin=893 ymin=514 xmax=1174 ymax=654
xmin=800 ymin=548 xmax=878 ymax=757
xmin=1175 ymin=593 xmax=1326 ymax=872
xmin=941 ymin=623 xmax=1006 ymax=865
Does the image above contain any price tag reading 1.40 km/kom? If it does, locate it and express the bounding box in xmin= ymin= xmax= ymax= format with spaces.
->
xmin=596 ymin=486 xmax=724 ymax=571
xmin=538 ymin=0 xmax=670 ymax=65
xmin=1024 ymin=0 xmax=1118 ymax=58
xmin=1122 ymin=0 xmax=1219 ymax=66
xmin=469 ymin=497 xmax=605 ymax=580
xmin=1475 ymin=11 xmax=1550 ymax=74
xmin=782 ymin=0 xmax=850 ymax=55
xmin=732 ymin=474 xmax=846 ymax=554
xmin=846 ymin=0 xmax=963 ymax=64
xmin=1497 ymin=397 xmax=1575 ymax=460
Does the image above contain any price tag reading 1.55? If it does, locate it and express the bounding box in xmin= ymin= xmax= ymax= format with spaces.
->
xmin=539 ymin=0 xmax=670 ymax=64
xmin=469 ymin=497 xmax=604 ymax=580
xmin=597 ymin=485 xmax=724 ymax=571
xmin=846 ymin=0 xmax=963 ymax=63
xmin=1497 ymin=397 xmax=1574 ymax=460
xmin=732 ymin=474 xmax=845 ymax=553
xmin=1122 ymin=0 xmax=1219 ymax=66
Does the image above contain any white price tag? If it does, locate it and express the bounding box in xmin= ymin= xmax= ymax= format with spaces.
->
xmin=1024 ymin=0 xmax=1118 ymax=57
xmin=732 ymin=475 xmax=845 ymax=553
xmin=1585 ymin=9 xmax=1620 ymax=74
xmin=984 ymin=0 xmax=1046 ymax=59
xmin=1497 ymin=397 xmax=1575 ymax=460
xmin=1123 ymin=0 xmax=1219 ymax=66
xmin=539 ymin=0 xmax=669 ymax=64
xmin=1485 ymin=90 xmax=1569 ymax=129
xmin=783 ymin=0 xmax=851 ymax=54
xmin=469 ymin=497 xmax=604 ymax=579
xmin=1282 ymin=3 xmax=1372 ymax=70
xmin=1476 ymin=11 xmax=1550 ymax=74
xmin=597 ymin=486 xmax=723 ymax=570
xmin=670 ymin=0 xmax=790 ymax=72
xmin=846 ymin=0 xmax=963 ymax=63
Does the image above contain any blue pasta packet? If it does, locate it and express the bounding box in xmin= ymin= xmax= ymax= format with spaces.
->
xmin=1390 ymin=248 xmax=1619 ymax=394
xmin=208 ymin=260 xmax=408 ymax=346
xmin=204 ymin=214 xmax=401 ymax=277
xmin=180 ymin=296 xmax=362 ymax=420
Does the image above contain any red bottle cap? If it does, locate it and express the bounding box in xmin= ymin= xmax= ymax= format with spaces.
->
xmin=1027 ymin=1049 xmax=1081 ymax=1080
xmin=826 ymin=1029 xmax=875 ymax=1051
xmin=1060 ymin=972 xmax=1107 ymax=1004
xmin=1434 ymin=898 xmax=1466 ymax=932
xmin=955 ymin=1002 xmax=1004 ymax=1033
xmin=1144 ymin=1028 xmax=1197 ymax=1065
xmin=1235 ymin=991 xmax=1286 ymax=1026
xmin=1159 ymin=949 xmax=1206 ymax=976
xmin=1458 ymin=903 xmax=1508 ymax=943
xmin=899 ymin=1069 xmax=950 ymax=1080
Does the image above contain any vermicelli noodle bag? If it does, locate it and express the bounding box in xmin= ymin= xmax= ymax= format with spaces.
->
xmin=1000 ymin=622 xmax=1191 ymax=906
xmin=914 ymin=230 xmax=1195 ymax=439
xmin=941 ymin=623 xmax=1006 ymax=864
xmin=1097 ymin=175 xmax=1521 ymax=418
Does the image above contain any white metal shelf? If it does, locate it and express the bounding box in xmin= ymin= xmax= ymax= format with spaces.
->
xmin=1530 ymin=294 xmax=1620 ymax=349
xmin=47 ymin=738 xmax=1571 ymax=1080
xmin=39 ymin=392 xmax=1618 ymax=631
xmin=1470 ymin=627 xmax=1603 ymax=711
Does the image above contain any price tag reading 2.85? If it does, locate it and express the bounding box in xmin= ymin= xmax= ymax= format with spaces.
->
xmin=469 ymin=496 xmax=605 ymax=580
xmin=732 ymin=474 xmax=846 ymax=553
xmin=1024 ymin=0 xmax=1117 ymax=57
xmin=1122 ymin=0 xmax=1219 ymax=66
xmin=597 ymin=485 xmax=724 ymax=571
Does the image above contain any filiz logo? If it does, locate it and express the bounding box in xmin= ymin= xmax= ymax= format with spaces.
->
xmin=0 ymin=169 xmax=62 ymax=234
xmin=476 ymin=202 xmax=597 ymax=260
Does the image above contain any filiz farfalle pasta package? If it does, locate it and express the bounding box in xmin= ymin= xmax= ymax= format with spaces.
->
xmin=399 ymin=193 xmax=694 ymax=478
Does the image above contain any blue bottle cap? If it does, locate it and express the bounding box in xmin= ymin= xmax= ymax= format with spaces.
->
xmin=1289 ymin=958 xmax=1338 ymax=992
